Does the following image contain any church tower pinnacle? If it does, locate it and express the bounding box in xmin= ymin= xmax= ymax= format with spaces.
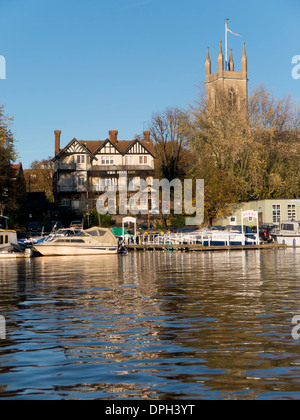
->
xmin=205 ymin=46 xmax=211 ymax=76
xmin=205 ymin=41 xmax=248 ymax=112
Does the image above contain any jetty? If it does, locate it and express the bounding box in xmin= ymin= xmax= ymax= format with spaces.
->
xmin=126 ymin=243 xmax=288 ymax=252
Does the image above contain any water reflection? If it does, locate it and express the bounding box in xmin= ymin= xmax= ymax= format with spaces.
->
xmin=0 ymin=250 xmax=300 ymax=399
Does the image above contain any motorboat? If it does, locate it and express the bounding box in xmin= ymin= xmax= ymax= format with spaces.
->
xmin=203 ymin=225 xmax=259 ymax=246
xmin=0 ymin=216 xmax=31 ymax=258
xmin=271 ymin=221 xmax=300 ymax=246
xmin=33 ymin=226 xmax=119 ymax=256
xmin=0 ymin=228 xmax=19 ymax=251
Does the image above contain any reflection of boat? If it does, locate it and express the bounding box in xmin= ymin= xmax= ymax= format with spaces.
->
xmin=272 ymin=221 xmax=300 ymax=246
xmin=33 ymin=227 xmax=119 ymax=256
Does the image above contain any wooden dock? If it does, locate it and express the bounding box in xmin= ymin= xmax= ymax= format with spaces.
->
xmin=125 ymin=243 xmax=289 ymax=252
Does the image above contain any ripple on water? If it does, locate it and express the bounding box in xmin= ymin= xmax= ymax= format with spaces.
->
xmin=0 ymin=250 xmax=300 ymax=399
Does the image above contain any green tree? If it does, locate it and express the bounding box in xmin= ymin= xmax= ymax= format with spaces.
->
xmin=0 ymin=105 xmax=18 ymax=215
xmin=25 ymin=157 xmax=54 ymax=201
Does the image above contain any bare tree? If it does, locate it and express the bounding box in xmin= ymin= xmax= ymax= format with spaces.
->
xmin=189 ymin=84 xmax=300 ymax=224
xmin=148 ymin=107 xmax=191 ymax=181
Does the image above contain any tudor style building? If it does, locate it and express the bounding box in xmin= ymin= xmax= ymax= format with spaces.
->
xmin=53 ymin=130 xmax=156 ymax=212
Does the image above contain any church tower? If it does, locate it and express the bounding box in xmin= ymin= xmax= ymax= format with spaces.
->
xmin=205 ymin=41 xmax=248 ymax=112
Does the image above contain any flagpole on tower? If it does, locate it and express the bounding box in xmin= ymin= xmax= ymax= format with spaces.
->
xmin=225 ymin=18 xmax=229 ymax=70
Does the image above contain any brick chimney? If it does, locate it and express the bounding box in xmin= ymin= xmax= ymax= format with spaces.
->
xmin=109 ymin=130 xmax=118 ymax=144
xmin=54 ymin=130 xmax=61 ymax=156
xmin=144 ymin=131 xmax=150 ymax=143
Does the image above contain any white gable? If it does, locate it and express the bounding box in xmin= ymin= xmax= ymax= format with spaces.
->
xmin=126 ymin=141 xmax=148 ymax=155
xmin=95 ymin=141 xmax=119 ymax=155
xmin=64 ymin=140 xmax=87 ymax=154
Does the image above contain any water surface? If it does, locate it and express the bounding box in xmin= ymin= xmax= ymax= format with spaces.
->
xmin=0 ymin=249 xmax=300 ymax=400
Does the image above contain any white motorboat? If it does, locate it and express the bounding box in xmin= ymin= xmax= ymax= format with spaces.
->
xmin=0 ymin=216 xmax=31 ymax=258
xmin=0 ymin=216 xmax=18 ymax=250
xmin=204 ymin=225 xmax=259 ymax=246
xmin=0 ymin=228 xmax=19 ymax=251
xmin=272 ymin=221 xmax=300 ymax=246
xmin=33 ymin=226 xmax=119 ymax=256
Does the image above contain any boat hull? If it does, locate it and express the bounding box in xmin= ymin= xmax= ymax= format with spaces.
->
xmin=33 ymin=244 xmax=118 ymax=256
xmin=274 ymin=235 xmax=300 ymax=246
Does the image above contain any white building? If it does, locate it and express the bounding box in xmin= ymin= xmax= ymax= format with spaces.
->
xmin=217 ymin=199 xmax=300 ymax=227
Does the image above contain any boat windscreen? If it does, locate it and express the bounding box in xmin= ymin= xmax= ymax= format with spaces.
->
xmin=86 ymin=229 xmax=106 ymax=237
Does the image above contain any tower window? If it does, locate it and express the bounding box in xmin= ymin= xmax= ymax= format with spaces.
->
xmin=228 ymin=88 xmax=237 ymax=108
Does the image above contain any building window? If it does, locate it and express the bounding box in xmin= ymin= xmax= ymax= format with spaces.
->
xmin=272 ymin=204 xmax=281 ymax=224
xmin=288 ymin=204 xmax=296 ymax=221
xmin=125 ymin=156 xmax=134 ymax=165
xmin=61 ymin=198 xmax=70 ymax=207
xmin=72 ymin=201 xmax=80 ymax=210
xmin=77 ymin=155 xmax=85 ymax=164
xmin=97 ymin=178 xmax=116 ymax=190
xmin=139 ymin=156 xmax=147 ymax=165
xmin=130 ymin=177 xmax=141 ymax=189
xmin=229 ymin=216 xmax=237 ymax=225
xmin=101 ymin=156 xmax=114 ymax=165
xmin=228 ymin=88 xmax=237 ymax=108
xmin=77 ymin=176 xmax=85 ymax=186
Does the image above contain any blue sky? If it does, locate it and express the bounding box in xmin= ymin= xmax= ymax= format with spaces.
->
xmin=0 ymin=0 xmax=299 ymax=168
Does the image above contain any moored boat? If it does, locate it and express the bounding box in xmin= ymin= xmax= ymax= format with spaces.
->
xmin=207 ymin=225 xmax=259 ymax=246
xmin=33 ymin=226 xmax=119 ymax=256
xmin=271 ymin=221 xmax=300 ymax=246
xmin=0 ymin=216 xmax=32 ymax=258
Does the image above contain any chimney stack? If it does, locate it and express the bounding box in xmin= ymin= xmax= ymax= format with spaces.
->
xmin=54 ymin=130 xmax=61 ymax=156
xmin=144 ymin=131 xmax=150 ymax=143
xmin=109 ymin=130 xmax=118 ymax=144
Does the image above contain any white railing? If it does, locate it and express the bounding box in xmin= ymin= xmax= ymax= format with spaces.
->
xmin=125 ymin=233 xmax=209 ymax=246
xmin=123 ymin=231 xmax=258 ymax=247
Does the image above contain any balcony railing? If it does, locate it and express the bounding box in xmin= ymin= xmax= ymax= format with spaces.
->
xmin=57 ymin=163 xmax=76 ymax=171
xmin=57 ymin=185 xmax=86 ymax=193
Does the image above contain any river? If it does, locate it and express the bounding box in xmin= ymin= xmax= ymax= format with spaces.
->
xmin=0 ymin=249 xmax=300 ymax=400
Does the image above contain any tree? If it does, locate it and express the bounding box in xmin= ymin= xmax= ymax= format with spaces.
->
xmin=148 ymin=107 xmax=193 ymax=181
xmin=0 ymin=105 xmax=18 ymax=214
xmin=189 ymin=86 xmax=257 ymax=224
xmin=248 ymin=84 xmax=300 ymax=199
xmin=188 ymin=84 xmax=300 ymax=225
xmin=25 ymin=157 xmax=54 ymax=201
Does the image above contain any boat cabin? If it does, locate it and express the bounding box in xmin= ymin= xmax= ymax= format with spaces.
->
xmin=0 ymin=216 xmax=19 ymax=251
xmin=280 ymin=221 xmax=300 ymax=234
xmin=0 ymin=230 xmax=18 ymax=250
